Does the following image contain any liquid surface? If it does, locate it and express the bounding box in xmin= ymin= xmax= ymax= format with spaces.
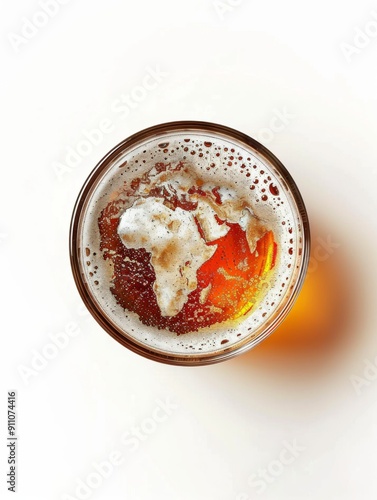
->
xmin=98 ymin=161 xmax=278 ymax=334
xmin=81 ymin=132 xmax=303 ymax=355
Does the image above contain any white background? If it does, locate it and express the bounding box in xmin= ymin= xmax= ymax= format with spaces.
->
xmin=1 ymin=0 xmax=377 ymax=499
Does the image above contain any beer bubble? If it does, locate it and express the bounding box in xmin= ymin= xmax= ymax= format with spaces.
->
xmin=269 ymin=183 xmax=279 ymax=196
xmin=78 ymin=131 xmax=304 ymax=358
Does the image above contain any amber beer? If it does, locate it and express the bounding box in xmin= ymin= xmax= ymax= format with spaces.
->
xmin=70 ymin=122 xmax=309 ymax=365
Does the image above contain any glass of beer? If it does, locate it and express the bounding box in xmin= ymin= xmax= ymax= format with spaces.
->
xmin=70 ymin=121 xmax=310 ymax=365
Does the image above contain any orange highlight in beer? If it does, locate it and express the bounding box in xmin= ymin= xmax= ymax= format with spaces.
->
xmin=98 ymin=199 xmax=277 ymax=335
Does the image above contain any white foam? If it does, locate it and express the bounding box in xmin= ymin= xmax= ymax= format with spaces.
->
xmin=118 ymin=197 xmax=216 ymax=317
xmin=195 ymin=201 xmax=230 ymax=242
xmin=80 ymin=131 xmax=307 ymax=357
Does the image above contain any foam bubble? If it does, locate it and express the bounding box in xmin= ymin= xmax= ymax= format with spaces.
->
xmin=80 ymin=131 xmax=305 ymax=356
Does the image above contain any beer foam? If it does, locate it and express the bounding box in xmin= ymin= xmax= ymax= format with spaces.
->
xmin=80 ymin=131 xmax=306 ymax=357
xmin=118 ymin=197 xmax=217 ymax=317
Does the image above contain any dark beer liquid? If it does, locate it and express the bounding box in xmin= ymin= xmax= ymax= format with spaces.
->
xmin=98 ymin=162 xmax=277 ymax=335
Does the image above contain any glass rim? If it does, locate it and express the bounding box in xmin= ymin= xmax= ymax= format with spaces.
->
xmin=69 ymin=120 xmax=310 ymax=366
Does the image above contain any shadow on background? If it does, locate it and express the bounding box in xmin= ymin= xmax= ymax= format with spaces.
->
xmin=235 ymin=219 xmax=363 ymax=376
